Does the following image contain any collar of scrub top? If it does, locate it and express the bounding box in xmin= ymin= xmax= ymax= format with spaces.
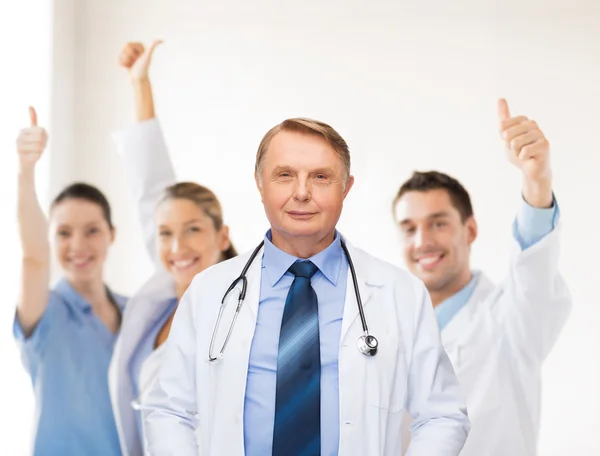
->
xmin=54 ymin=277 xmax=127 ymax=314
xmin=261 ymin=229 xmax=344 ymax=288
xmin=434 ymin=270 xmax=481 ymax=331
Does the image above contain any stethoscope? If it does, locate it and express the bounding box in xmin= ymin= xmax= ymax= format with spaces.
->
xmin=208 ymin=239 xmax=379 ymax=362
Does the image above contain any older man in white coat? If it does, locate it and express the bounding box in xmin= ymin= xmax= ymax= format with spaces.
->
xmin=393 ymin=99 xmax=572 ymax=455
xmin=142 ymin=117 xmax=470 ymax=455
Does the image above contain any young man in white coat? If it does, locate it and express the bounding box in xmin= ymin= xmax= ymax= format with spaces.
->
xmin=142 ymin=118 xmax=470 ymax=455
xmin=393 ymin=99 xmax=572 ymax=456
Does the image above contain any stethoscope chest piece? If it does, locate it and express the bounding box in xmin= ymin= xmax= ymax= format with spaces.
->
xmin=357 ymin=334 xmax=378 ymax=357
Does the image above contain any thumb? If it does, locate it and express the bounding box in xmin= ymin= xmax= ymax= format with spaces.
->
xmin=145 ymin=39 xmax=163 ymax=60
xmin=497 ymin=98 xmax=510 ymax=121
xmin=29 ymin=106 xmax=38 ymax=127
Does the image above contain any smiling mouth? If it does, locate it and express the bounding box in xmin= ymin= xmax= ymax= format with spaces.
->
xmin=287 ymin=211 xmax=317 ymax=219
xmin=69 ymin=257 xmax=94 ymax=269
xmin=415 ymin=253 xmax=445 ymax=270
xmin=170 ymin=258 xmax=200 ymax=272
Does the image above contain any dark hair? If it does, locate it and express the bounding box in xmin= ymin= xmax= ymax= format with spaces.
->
xmin=393 ymin=171 xmax=474 ymax=222
xmin=51 ymin=182 xmax=114 ymax=229
xmin=160 ymin=182 xmax=237 ymax=261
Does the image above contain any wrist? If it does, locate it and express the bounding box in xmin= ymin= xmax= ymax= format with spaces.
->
xmin=522 ymin=177 xmax=553 ymax=208
xmin=130 ymin=76 xmax=151 ymax=86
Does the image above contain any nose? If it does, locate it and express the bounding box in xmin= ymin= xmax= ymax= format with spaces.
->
xmin=170 ymin=235 xmax=184 ymax=254
xmin=414 ymin=226 xmax=433 ymax=249
xmin=69 ymin=232 xmax=87 ymax=252
xmin=293 ymin=178 xmax=311 ymax=202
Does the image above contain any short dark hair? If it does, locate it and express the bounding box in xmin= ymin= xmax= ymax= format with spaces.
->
xmin=393 ymin=171 xmax=474 ymax=222
xmin=51 ymin=182 xmax=114 ymax=229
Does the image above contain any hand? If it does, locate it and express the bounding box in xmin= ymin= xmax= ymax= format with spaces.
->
xmin=16 ymin=107 xmax=48 ymax=169
xmin=118 ymin=40 xmax=163 ymax=82
xmin=498 ymin=98 xmax=553 ymax=207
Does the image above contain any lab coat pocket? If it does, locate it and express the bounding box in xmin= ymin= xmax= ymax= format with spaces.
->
xmin=453 ymin=341 xmax=503 ymax=415
xmin=366 ymin=333 xmax=407 ymax=414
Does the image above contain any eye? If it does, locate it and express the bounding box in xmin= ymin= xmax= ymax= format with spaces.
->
xmin=401 ymin=226 xmax=415 ymax=236
xmin=87 ymin=227 xmax=99 ymax=235
xmin=433 ymin=221 xmax=446 ymax=229
xmin=188 ymin=226 xmax=202 ymax=233
xmin=159 ymin=230 xmax=172 ymax=237
xmin=57 ymin=230 xmax=70 ymax=238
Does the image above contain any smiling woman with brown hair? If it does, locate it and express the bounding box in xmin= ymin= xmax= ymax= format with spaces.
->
xmin=107 ymin=40 xmax=237 ymax=456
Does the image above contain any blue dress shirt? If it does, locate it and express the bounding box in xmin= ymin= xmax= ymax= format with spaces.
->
xmin=243 ymin=230 xmax=348 ymax=456
xmin=435 ymin=196 xmax=560 ymax=330
xmin=13 ymin=278 xmax=127 ymax=456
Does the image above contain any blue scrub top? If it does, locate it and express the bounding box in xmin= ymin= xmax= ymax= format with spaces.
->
xmin=13 ymin=278 xmax=127 ymax=456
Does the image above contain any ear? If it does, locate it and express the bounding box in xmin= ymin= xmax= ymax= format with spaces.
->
xmin=343 ymin=175 xmax=355 ymax=199
xmin=109 ymin=227 xmax=116 ymax=244
xmin=465 ymin=216 xmax=478 ymax=245
xmin=219 ymin=225 xmax=231 ymax=252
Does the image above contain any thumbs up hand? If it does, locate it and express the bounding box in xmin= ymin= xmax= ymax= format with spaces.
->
xmin=16 ymin=107 xmax=48 ymax=169
xmin=118 ymin=40 xmax=163 ymax=82
xmin=498 ymin=98 xmax=553 ymax=207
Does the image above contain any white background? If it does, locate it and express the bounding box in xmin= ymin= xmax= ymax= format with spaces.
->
xmin=1 ymin=0 xmax=599 ymax=454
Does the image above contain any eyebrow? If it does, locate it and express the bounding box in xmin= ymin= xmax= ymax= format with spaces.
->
xmin=56 ymin=221 xmax=103 ymax=230
xmin=398 ymin=211 xmax=451 ymax=226
xmin=158 ymin=219 xmax=207 ymax=229
xmin=270 ymin=165 xmax=338 ymax=175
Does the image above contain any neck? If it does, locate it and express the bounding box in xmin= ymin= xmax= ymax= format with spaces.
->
xmin=430 ymin=268 xmax=473 ymax=308
xmin=175 ymin=282 xmax=189 ymax=302
xmin=271 ymin=229 xmax=335 ymax=259
xmin=69 ymin=277 xmax=111 ymax=310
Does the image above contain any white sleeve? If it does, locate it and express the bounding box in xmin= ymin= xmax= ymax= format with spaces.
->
xmin=497 ymin=224 xmax=572 ymax=363
xmin=112 ymin=118 xmax=177 ymax=266
xmin=142 ymin=283 xmax=199 ymax=455
xmin=405 ymin=279 xmax=470 ymax=456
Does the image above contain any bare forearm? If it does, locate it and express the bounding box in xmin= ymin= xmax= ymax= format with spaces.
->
xmin=522 ymin=176 xmax=553 ymax=208
xmin=132 ymin=78 xmax=156 ymax=122
xmin=18 ymin=167 xmax=49 ymax=263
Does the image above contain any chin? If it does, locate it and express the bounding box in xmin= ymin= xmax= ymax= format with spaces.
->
xmin=171 ymin=268 xmax=202 ymax=287
xmin=281 ymin=223 xmax=324 ymax=238
xmin=65 ymin=267 xmax=100 ymax=284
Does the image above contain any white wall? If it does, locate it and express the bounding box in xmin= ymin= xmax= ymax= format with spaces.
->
xmin=0 ymin=0 xmax=54 ymax=454
xmin=11 ymin=0 xmax=600 ymax=454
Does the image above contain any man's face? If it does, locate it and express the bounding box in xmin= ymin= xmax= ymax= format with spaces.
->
xmin=394 ymin=189 xmax=477 ymax=294
xmin=256 ymin=130 xmax=354 ymax=245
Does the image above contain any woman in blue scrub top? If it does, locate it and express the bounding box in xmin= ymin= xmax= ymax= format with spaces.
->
xmin=107 ymin=41 xmax=237 ymax=456
xmin=14 ymin=107 xmax=126 ymax=456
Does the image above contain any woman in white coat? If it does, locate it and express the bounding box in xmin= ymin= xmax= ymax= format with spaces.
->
xmin=108 ymin=40 xmax=236 ymax=456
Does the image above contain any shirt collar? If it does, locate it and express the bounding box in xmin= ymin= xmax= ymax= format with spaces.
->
xmin=434 ymin=270 xmax=480 ymax=330
xmin=55 ymin=278 xmax=127 ymax=314
xmin=262 ymin=229 xmax=344 ymax=287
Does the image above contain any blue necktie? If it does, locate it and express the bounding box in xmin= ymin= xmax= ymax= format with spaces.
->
xmin=272 ymin=260 xmax=321 ymax=456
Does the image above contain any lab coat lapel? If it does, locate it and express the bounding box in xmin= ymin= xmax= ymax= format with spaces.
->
xmin=339 ymin=242 xmax=376 ymax=344
xmin=441 ymin=273 xmax=495 ymax=349
xmin=110 ymin=269 xmax=176 ymax=456
xmin=222 ymin=249 xmax=264 ymax=455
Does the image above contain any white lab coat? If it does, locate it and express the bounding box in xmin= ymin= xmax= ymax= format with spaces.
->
xmin=108 ymin=120 xmax=179 ymax=456
xmin=142 ymin=241 xmax=471 ymax=456
xmin=402 ymin=225 xmax=572 ymax=455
